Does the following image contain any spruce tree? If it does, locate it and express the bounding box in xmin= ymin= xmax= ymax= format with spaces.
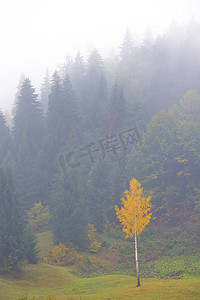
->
xmin=82 ymin=49 xmax=106 ymax=132
xmin=87 ymin=157 xmax=113 ymax=232
xmin=0 ymin=168 xmax=24 ymax=272
xmin=51 ymin=168 xmax=88 ymax=249
xmin=13 ymin=78 xmax=44 ymax=157
xmin=23 ymin=226 xmax=39 ymax=264
xmin=47 ymin=71 xmax=68 ymax=149
xmin=12 ymin=78 xmax=44 ymax=210
xmin=70 ymin=51 xmax=86 ymax=95
xmin=40 ymin=70 xmax=51 ymax=116
xmin=86 ymin=49 xmax=104 ymax=86
xmin=0 ymin=110 xmax=11 ymax=166
xmin=62 ymin=74 xmax=79 ymax=134
xmin=109 ymin=82 xmax=126 ymax=133
xmin=120 ymin=29 xmax=134 ymax=60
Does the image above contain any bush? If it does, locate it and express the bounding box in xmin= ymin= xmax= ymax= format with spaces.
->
xmin=44 ymin=243 xmax=81 ymax=266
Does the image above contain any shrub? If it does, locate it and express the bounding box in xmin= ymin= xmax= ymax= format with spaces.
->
xmin=44 ymin=243 xmax=81 ymax=266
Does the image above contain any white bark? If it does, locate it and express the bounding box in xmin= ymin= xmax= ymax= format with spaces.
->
xmin=134 ymin=221 xmax=141 ymax=287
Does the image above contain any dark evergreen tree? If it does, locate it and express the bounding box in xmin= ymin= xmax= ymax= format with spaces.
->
xmin=109 ymin=82 xmax=126 ymax=133
xmin=87 ymin=74 xmax=109 ymax=136
xmin=13 ymin=78 xmax=44 ymax=157
xmin=23 ymin=226 xmax=39 ymax=264
xmin=51 ymin=168 xmax=88 ymax=249
xmin=12 ymin=74 xmax=26 ymax=118
xmin=87 ymin=157 xmax=113 ymax=232
xmin=118 ymin=29 xmax=144 ymax=105
xmin=120 ymin=29 xmax=134 ymax=60
xmin=81 ymin=49 xmax=106 ymax=133
xmin=70 ymin=51 xmax=86 ymax=96
xmin=62 ymin=74 xmax=79 ymax=134
xmin=0 ymin=110 xmax=11 ymax=166
xmin=14 ymin=138 xmax=36 ymax=211
xmin=0 ymin=167 xmax=25 ymax=272
xmin=40 ymin=70 xmax=51 ymax=116
xmin=12 ymin=79 xmax=44 ymax=210
xmin=150 ymin=35 xmax=171 ymax=111
xmin=47 ymin=71 xmax=69 ymax=149
xmin=97 ymin=75 xmax=108 ymax=122
xmin=39 ymin=73 xmax=80 ymax=206
xmin=87 ymin=49 xmax=104 ymax=86
xmin=32 ymin=148 xmax=55 ymax=206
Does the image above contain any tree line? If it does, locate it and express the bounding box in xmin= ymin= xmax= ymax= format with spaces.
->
xmin=0 ymin=19 xmax=200 ymax=270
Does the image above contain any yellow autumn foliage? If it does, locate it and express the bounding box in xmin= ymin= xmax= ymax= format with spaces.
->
xmin=44 ymin=243 xmax=81 ymax=266
xmin=115 ymin=177 xmax=151 ymax=237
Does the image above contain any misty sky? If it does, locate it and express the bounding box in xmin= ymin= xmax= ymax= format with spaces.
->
xmin=0 ymin=0 xmax=200 ymax=112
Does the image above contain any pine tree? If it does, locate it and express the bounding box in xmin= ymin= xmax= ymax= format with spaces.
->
xmin=87 ymin=49 xmax=104 ymax=86
xmin=12 ymin=74 xmax=26 ymax=118
xmin=51 ymin=168 xmax=88 ymax=249
xmin=31 ymin=148 xmax=56 ymax=206
xmin=47 ymin=71 xmax=72 ymax=149
xmin=141 ymin=28 xmax=154 ymax=61
xmin=82 ymin=49 xmax=106 ymax=132
xmin=87 ymin=157 xmax=113 ymax=232
xmin=109 ymin=82 xmax=126 ymax=133
xmin=0 ymin=110 xmax=11 ymax=166
xmin=62 ymin=74 xmax=79 ymax=134
xmin=118 ymin=29 xmax=144 ymax=104
xmin=0 ymin=167 xmax=25 ymax=272
xmin=13 ymin=78 xmax=44 ymax=157
xmin=70 ymin=51 xmax=86 ymax=95
xmin=12 ymin=78 xmax=44 ymax=210
xmin=40 ymin=70 xmax=51 ymax=116
xmin=96 ymin=75 xmax=108 ymax=130
xmin=38 ymin=72 xmax=75 ymax=205
xmin=23 ymin=226 xmax=39 ymax=264
xmin=120 ymin=29 xmax=134 ymax=60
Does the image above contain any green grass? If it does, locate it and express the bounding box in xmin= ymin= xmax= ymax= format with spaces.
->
xmin=0 ymin=263 xmax=75 ymax=300
xmin=1 ymin=230 xmax=199 ymax=299
xmin=0 ymin=263 xmax=199 ymax=299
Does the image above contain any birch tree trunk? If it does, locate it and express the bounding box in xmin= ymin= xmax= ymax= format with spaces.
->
xmin=134 ymin=224 xmax=141 ymax=287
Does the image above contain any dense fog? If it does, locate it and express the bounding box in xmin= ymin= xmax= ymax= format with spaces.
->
xmin=0 ymin=1 xmax=200 ymax=298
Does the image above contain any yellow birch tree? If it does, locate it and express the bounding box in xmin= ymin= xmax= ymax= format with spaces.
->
xmin=115 ymin=177 xmax=151 ymax=287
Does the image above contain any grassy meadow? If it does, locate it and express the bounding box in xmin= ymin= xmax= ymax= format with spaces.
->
xmin=0 ymin=230 xmax=199 ymax=300
xmin=0 ymin=263 xmax=200 ymax=300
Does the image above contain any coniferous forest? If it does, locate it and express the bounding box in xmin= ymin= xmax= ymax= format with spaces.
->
xmin=0 ymin=20 xmax=200 ymax=290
